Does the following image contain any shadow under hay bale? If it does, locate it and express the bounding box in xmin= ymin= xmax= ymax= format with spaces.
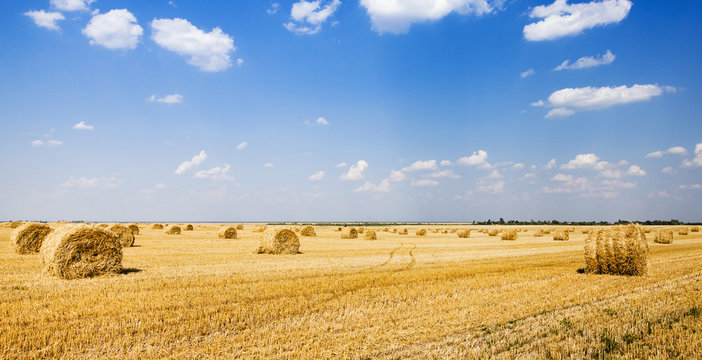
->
xmin=364 ymin=229 xmax=377 ymax=240
xmin=257 ymin=228 xmax=300 ymax=254
xmin=41 ymin=225 xmax=122 ymax=279
xmin=218 ymin=226 xmax=238 ymax=239
xmin=109 ymin=224 xmax=135 ymax=247
xmin=166 ymin=226 xmax=181 ymax=235
xmin=654 ymin=230 xmax=673 ymax=244
xmin=501 ymin=230 xmax=518 ymax=241
xmin=12 ymin=223 xmax=52 ymax=254
xmin=553 ymin=230 xmax=569 ymax=241
xmin=584 ymin=224 xmax=648 ymax=276
xmin=341 ymin=227 xmax=358 ymax=239
xmin=300 ymin=226 xmax=316 ymax=237
xmin=457 ymin=229 xmax=470 ymax=238
xmin=128 ymin=224 xmax=140 ymax=235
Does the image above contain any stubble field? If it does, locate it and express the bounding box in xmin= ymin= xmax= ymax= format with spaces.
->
xmin=1 ymin=223 xmax=701 ymax=359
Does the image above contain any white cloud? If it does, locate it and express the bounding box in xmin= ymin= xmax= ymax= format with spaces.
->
xmin=193 ymin=164 xmax=233 ymax=181
xmin=83 ymin=9 xmax=143 ymax=50
xmin=682 ymin=143 xmax=702 ymax=168
xmin=542 ymin=176 xmax=590 ymax=194
xmin=530 ymin=100 xmax=545 ymax=107
xmin=545 ymin=158 xmax=556 ymax=169
xmin=31 ymin=140 xmax=45 ymax=147
xmin=284 ymin=0 xmax=341 ymax=35
xmin=554 ymin=50 xmax=615 ymax=71
xmin=341 ymin=160 xmax=368 ymax=181
xmin=305 ymin=116 xmax=329 ymax=126
xmin=61 ymin=177 xmax=122 ymax=189
xmin=175 ymin=150 xmax=207 ymax=175
xmin=360 ymin=0 xmax=494 ymax=34
xmin=552 ymin=173 xmax=573 ymax=182
xmin=599 ymin=169 xmax=623 ymax=179
xmin=440 ymin=160 xmax=452 ymax=166
xmin=389 ymin=170 xmax=406 ymax=182
xmin=151 ymin=18 xmax=235 ymax=72
xmin=645 ymin=151 xmax=663 ymax=158
xmin=267 ymin=3 xmax=280 ymax=14
xmin=355 ymin=179 xmax=391 ymax=192
xmin=308 ymin=170 xmax=325 ymax=181
xmin=237 ymin=58 xmax=244 ymax=66
xmin=73 ymin=121 xmax=94 ymax=130
xmin=458 ymin=150 xmax=488 ymax=166
xmin=264 ymin=163 xmax=275 ymax=168
xmin=236 ymin=141 xmax=248 ymax=150
xmin=148 ymin=93 xmax=183 ymax=104
xmin=523 ymin=0 xmax=633 ymax=41
xmin=427 ymin=170 xmax=460 ymax=179
xmin=601 ymin=179 xmax=636 ymax=190
xmin=403 ymin=160 xmax=437 ymax=172
xmin=513 ymin=163 xmax=525 ymax=170
xmin=476 ymin=180 xmax=504 ymax=194
xmin=661 ymin=166 xmax=673 ymax=174
xmin=31 ymin=139 xmax=63 ymax=147
xmin=626 ymin=165 xmax=646 ymax=176
xmin=679 ymin=184 xmax=702 ymax=190
xmin=561 ymin=153 xmax=599 ymax=169
xmin=521 ymin=68 xmax=535 ymax=78
xmin=541 ymin=84 xmax=671 ymax=118
xmin=335 ymin=162 xmax=348 ymax=168
xmin=25 ymin=10 xmax=65 ymax=31
xmin=646 ymin=146 xmax=687 ymax=158
xmin=411 ymin=179 xmax=439 ymax=187
xmin=51 ymin=0 xmax=94 ymax=12
xmin=487 ymin=169 xmax=502 ymax=179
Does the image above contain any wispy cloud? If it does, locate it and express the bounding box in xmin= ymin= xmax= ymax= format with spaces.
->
xmin=148 ymin=93 xmax=183 ymax=104
xmin=175 ymin=150 xmax=207 ymax=175
xmin=554 ymin=50 xmax=615 ymax=71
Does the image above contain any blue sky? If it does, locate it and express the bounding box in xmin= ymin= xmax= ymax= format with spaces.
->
xmin=1 ymin=0 xmax=701 ymax=222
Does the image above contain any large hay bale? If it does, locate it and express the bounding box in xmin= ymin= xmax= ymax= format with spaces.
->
xmin=152 ymin=224 xmax=164 ymax=229
xmin=11 ymin=223 xmax=52 ymax=254
xmin=364 ymin=229 xmax=377 ymax=240
xmin=678 ymin=227 xmax=689 ymax=235
xmin=584 ymin=224 xmax=648 ymax=276
xmin=341 ymin=227 xmax=358 ymax=239
xmin=487 ymin=229 xmax=499 ymax=237
xmin=185 ymin=224 xmax=194 ymax=231
xmin=236 ymin=224 xmax=244 ymax=230
xmin=457 ymin=229 xmax=471 ymax=238
xmin=109 ymin=224 xmax=135 ymax=247
xmin=40 ymin=225 xmax=122 ymax=279
xmin=10 ymin=221 xmax=23 ymax=229
xmin=166 ymin=226 xmax=181 ymax=235
xmin=654 ymin=230 xmax=673 ymax=244
xmin=416 ymin=229 xmax=427 ymax=236
xmin=501 ymin=230 xmax=518 ymax=241
xmin=300 ymin=226 xmax=316 ymax=237
xmin=533 ymin=229 xmax=544 ymax=237
xmin=690 ymin=226 xmax=699 ymax=232
xmin=399 ymin=228 xmax=408 ymax=235
xmin=553 ymin=230 xmax=569 ymax=241
xmin=257 ymin=228 xmax=299 ymax=254
xmin=128 ymin=224 xmax=140 ymax=235
xmin=218 ymin=226 xmax=238 ymax=239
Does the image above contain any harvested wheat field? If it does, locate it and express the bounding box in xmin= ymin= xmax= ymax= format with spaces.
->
xmin=1 ymin=224 xmax=701 ymax=359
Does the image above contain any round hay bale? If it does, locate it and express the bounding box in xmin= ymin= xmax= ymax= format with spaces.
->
xmin=218 ymin=226 xmax=238 ymax=239
xmin=533 ymin=229 xmax=544 ymax=237
xmin=654 ymin=230 xmax=673 ymax=244
xmin=487 ymin=229 xmax=499 ymax=237
xmin=358 ymin=227 xmax=365 ymax=234
xmin=399 ymin=228 xmax=408 ymax=235
xmin=584 ymin=224 xmax=648 ymax=276
xmin=501 ymin=230 xmax=518 ymax=241
xmin=253 ymin=226 xmax=267 ymax=233
xmin=185 ymin=224 xmax=194 ymax=231
xmin=341 ymin=227 xmax=358 ymax=239
xmin=364 ymin=229 xmax=377 ymax=240
xmin=294 ymin=227 xmax=301 ymax=233
xmin=257 ymin=228 xmax=300 ymax=254
xmin=236 ymin=224 xmax=244 ymax=230
xmin=109 ymin=224 xmax=135 ymax=247
xmin=553 ymin=230 xmax=569 ymax=241
xmin=11 ymin=223 xmax=52 ymax=254
xmin=152 ymin=224 xmax=164 ymax=230
xmin=416 ymin=229 xmax=427 ymax=236
xmin=166 ymin=226 xmax=181 ymax=235
xmin=128 ymin=224 xmax=140 ymax=235
xmin=335 ymin=227 xmax=342 ymax=232
xmin=300 ymin=226 xmax=316 ymax=237
xmin=457 ymin=229 xmax=471 ymax=238
xmin=691 ymin=226 xmax=699 ymax=232
xmin=678 ymin=227 xmax=689 ymax=235
xmin=543 ymin=229 xmax=552 ymax=234
xmin=41 ymin=225 xmax=122 ymax=279
xmin=10 ymin=221 xmax=23 ymax=229
xmin=391 ymin=228 xmax=397 ymax=233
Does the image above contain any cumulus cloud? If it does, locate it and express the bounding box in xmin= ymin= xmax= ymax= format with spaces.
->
xmin=193 ymin=164 xmax=233 ymax=181
xmin=554 ymin=50 xmax=615 ymax=71
xmin=457 ymin=150 xmax=488 ymax=166
xmin=389 ymin=170 xmax=406 ymax=182
xmin=83 ymin=9 xmax=144 ymax=50
xmin=540 ymin=84 xmax=672 ymax=119
xmin=661 ymin=166 xmax=673 ymax=174
xmin=403 ymin=160 xmax=437 ymax=172
xmin=284 ymin=0 xmax=341 ymax=35
xmin=360 ymin=0 xmax=494 ymax=34
xmin=523 ymin=0 xmax=633 ymax=41
xmin=341 ymin=160 xmax=368 ymax=181
xmin=25 ymin=10 xmax=65 ymax=31
xmin=552 ymin=173 xmax=573 ymax=182
xmin=487 ymin=170 xmax=502 ymax=179
xmin=355 ymin=179 xmax=391 ymax=192
xmin=626 ymin=165 xmax=646 ymax=176
xmin=73 ymin=121 xmax=94 ymax=130
xmin=148 ymin=94 xmax=183 ymax=104
xmin=61 ymin=177 xmax=122 ymax=189
xmin=151 ymin=18 xmax=235 ymax=72
xmin=682 ymin=143 xmax=702 ymax=168
xmin=521 ymin=68 xmax=535 ymax=78
xmin=308 ymin=170 xmax=325 ymax=181
xmin=411 ymin=179 xmax=439 ymax=187
xmin=426 ymin=170 xmax=460 ymax=179
xmin=513 ymin=163 xmax=525 ymax=170
xmin=236 ymin=141 xmax=248 ymax=150
xmin=544 ymin=159 xmax=557 ymax=169
xmin=51 ymin=0 xmax=94 ymax=12
xmin=175 ymin=150 xmax=207 ymax=175
xmin=561 ymin=153 xmax=604 ymax=170
xmin=305 ymin=116 xmax=329 ymax=126
xmin=646 ymin=146 xmax=687 ymax=158
xmin=440 ymin=160 xmax=452 ymax=166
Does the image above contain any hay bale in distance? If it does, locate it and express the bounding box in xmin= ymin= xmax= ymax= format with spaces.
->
xmin=166 ymin=226 xmax=181 ymax=235
xmin=399 ymin=228 xmax=408 ymax=235
xmin=487 ymin=229 xmax=499 ymax=237
xmin=335 ymin=227 xmax=342 ymax=232
xmin=300 ymin=226 xmax=316 ymax=237
xmin=416 ymin=229 xmax=427 ymax=236
xmin=654 ymin=230 xmax=673 ymax=244
xmin=364 ymin=229 xmax=377 ymax=240
xmin=690 ymin=226 xmax=699 ymax=232
xmin=185 ymin=224 xmax=194 ymax=231
xmin=341 ymin=227 xmax=358 ymax=239
xmin=109 ymin=224 xmax=135 ymax=247
xmin=457 ymin=230 xmax=471 ymax=238
xmin=543 ymin=229 xmax=552 ymax=234
xmin=11 ymin=223 xmax=52 ymax=254
xmin=218 ymin=226 xmax=238 ymax=239
xmin=236 ymin=224 xmax=244 ymax=230
xmin=584 ymin=224 xmax=648 ymax=276
xmin=10 ymin=221 xmax=23 ymax=229
xmin=253 ymin=226 xmax=267 ymax=233
xmin=128 ymin=224 xmax=140 ymax=235
xmin=257 ymin=228 xmax=299 ymax=254
xmin=533 ymin=229 xmax=544 ymax=237
xmin=41 ymin=224 xmax=122 ymax=279
xmin=553 ymin=230 xmax=569 ymax=241
xmin=678 ymin=228 xmax=689 ymax=235
xmin=152 ymin=224 xmax=164 ymax=230
xmin=501 ymin=230 xmax=518 ymax=241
